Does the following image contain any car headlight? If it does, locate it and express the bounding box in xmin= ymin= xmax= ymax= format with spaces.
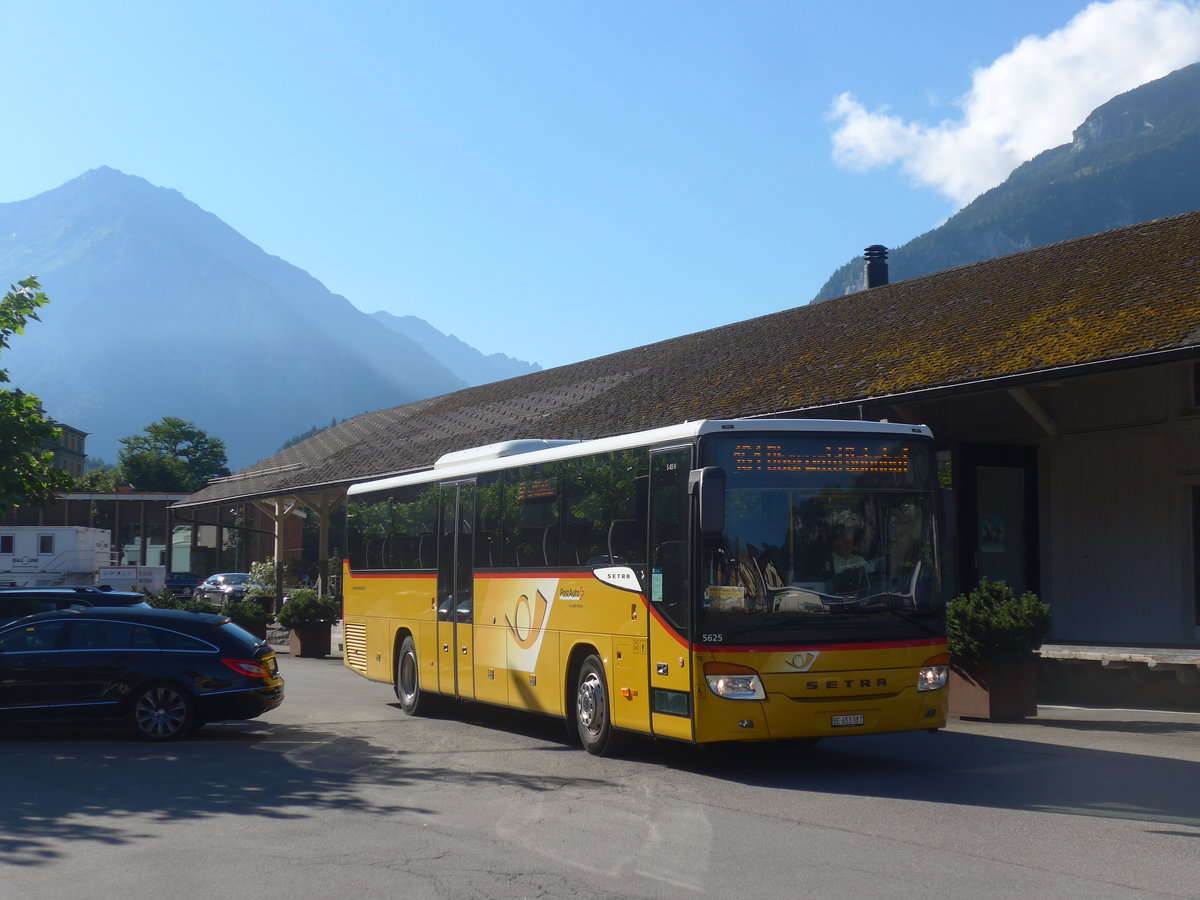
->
xmin=703 ymin=662 xmax=766 ymax=700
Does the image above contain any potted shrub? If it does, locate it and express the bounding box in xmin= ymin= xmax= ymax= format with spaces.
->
xmin=247 ymin=558 xmax=282 ymax=614
xmin=277 ymin=588 xmax=340 ymax=658
xmin=223 ymin=598 xmax=273 ymax=640
xmin=146 ymin=588 xmax=179 ymax=609
xmin=947 ymin=578 xmax=1051 ymax=720
xmin=177 ymin=597 xmax=220 ymax=615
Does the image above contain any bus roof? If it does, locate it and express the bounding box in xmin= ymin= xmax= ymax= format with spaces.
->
xmin=347 ymin=418 xmax=933 ymax=497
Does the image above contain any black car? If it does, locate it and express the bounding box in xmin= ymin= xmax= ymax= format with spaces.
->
xmin=0 ymin=606 xmax=284 ymax=740
xmin=0 ymin=586 xmax=151 ymax=626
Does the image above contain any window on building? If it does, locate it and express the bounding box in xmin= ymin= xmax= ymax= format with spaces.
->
xmin=38 ymin=534 xmax=55 ymax=555
xmin=0 ymin=534 xmax=12 ymax=555
xmin=1193 ymin=488 xmax=1200 ymax=626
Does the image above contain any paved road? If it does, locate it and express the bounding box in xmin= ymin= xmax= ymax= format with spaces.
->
xmin=2 ymin=654 xmax=1199 ymax=899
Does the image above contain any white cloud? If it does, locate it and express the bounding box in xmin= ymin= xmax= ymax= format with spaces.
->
xmin=830 ymin=0 xmax=1200 ymax=207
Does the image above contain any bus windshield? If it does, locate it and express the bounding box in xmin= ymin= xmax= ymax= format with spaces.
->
xmin=697 ymin=434 xmax=942 ymax=645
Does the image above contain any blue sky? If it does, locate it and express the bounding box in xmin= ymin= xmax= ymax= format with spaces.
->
xmin=4 ymin=1 xmax=1200 ymax=369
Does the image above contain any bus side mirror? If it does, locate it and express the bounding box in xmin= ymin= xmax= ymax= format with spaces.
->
xmin=689 ymin=467 xmax=725 ymax=534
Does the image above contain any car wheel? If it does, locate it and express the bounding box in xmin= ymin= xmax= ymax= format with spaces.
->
xmin=129 ymin=682 xmax=194 ymax=741
xmin=575 ymin=654 xmax=625 ymax=756
xmin=395 ymin=634 xmax=437 ymax=715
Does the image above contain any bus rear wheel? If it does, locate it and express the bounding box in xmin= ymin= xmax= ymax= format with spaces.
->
xmin=395 ymin=635 xmax=435 ymax=716
xmin=575 ymin=654 xmax=624 ymax=756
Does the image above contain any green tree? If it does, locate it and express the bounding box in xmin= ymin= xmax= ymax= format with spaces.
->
xmin=75 ymin=460 xmax=120 ymax=492
xmin=118 ymin=416 xmax=231 ymax=492
xmin=0 ymin=277 xmax=74 ymax=511
xmin=279 ymin=417 xmax=344 ymax=452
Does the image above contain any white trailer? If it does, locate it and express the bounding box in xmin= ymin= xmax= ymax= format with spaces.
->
xmin=95 ymin=565 xmax=166 ymax=593
xmin=0 ymin=526 xmax=115 ymax=587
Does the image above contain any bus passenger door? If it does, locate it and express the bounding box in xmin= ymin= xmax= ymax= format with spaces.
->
xmin=647 ymin=447 xmax=694 ymax=741
xmin=437 ymin=480 xmax=476 ymax=700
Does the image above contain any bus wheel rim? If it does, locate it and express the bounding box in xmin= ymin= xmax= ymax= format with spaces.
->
xmin=400 ymin=654 xmax=417 ymax=700
xmin=578 ymin=672 xmax=602 ymax=734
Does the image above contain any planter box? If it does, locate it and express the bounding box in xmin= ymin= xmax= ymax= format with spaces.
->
xmin=239 ymin=622 xmax=268 ymax=641
xmin=949 ymin=658 xmax=1038 ymax=720
xmin=289 ymin=623 xmax=332 ymax=659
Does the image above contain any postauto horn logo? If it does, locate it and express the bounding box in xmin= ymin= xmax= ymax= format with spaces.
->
xmin=784 ymin=651 xmax=820 ymax=672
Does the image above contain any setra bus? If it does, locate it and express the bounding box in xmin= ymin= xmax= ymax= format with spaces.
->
xmin=341 ymin=418 xmax=948 ymax=755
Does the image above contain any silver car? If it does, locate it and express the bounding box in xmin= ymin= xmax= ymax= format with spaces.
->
xmin=192 ymin=572 xmax=252 ymax=606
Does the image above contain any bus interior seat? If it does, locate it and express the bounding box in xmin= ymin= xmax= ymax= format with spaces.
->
xmin=607 ymin=519 xmax=639 ymax=564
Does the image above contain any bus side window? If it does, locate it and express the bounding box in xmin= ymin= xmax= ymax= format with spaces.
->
xmin=503 ymin=463 xmax=560 ymax=568
xmin=475 ymin=473 xmax=502 ymax=568
xmin=606 ymin=519 xmax=639 ymax=565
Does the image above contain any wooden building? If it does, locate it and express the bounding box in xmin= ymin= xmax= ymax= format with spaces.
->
xmin=176 ymin=211 xmax=1200 ymax=703
xmin=5 ymin=492 xmax=302 ymax=587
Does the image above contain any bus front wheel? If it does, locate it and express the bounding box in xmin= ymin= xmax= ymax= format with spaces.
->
xmin=575 ymin=654 xmax=624 ymax=756
xmin=395 ymin=635 xmax=435 ymax=716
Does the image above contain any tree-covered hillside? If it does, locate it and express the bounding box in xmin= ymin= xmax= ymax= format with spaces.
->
xmin=814 ymin=62 xmax=1200 ymax=301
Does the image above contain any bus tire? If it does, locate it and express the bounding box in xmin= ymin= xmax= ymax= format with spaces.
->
xmin=575 ymin=654 xmax=624 ymax=756
xmin=395 ymin=634 xmax=435 ymax=716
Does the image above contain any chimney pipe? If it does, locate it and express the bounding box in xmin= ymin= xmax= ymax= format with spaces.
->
xmin=864 ymin=244 xmax=889 ymax=288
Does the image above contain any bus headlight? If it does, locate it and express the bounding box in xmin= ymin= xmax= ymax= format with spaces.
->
xmin=703 ymin=662 xmax=766 ymax=700
xmin=917 ymin=650 xmax=949 ymax=692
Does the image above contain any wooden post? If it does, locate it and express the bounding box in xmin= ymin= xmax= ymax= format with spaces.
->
xmin=296 ymin=491 xmax=346 ymax=597
xmin=252 ymin=497 xmax=301 ymax=610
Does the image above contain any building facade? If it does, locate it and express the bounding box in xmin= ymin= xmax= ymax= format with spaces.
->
xmin=173 ymin=212 xmax=1200 ymax=702
xmin=3 ymin=492 xmax=302 ymax=586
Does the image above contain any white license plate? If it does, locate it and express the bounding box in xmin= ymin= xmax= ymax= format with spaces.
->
xmin=831 ymin=714 xmax=865 ymax=728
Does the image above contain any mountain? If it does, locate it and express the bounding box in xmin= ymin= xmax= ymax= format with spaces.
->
xmin=0 ymin=167 xmax=475 ymax=468
xmin=369 ymin=310 xmax=540 ymax=386
xmin=813 ymin=62 xmax=1200 ymax=301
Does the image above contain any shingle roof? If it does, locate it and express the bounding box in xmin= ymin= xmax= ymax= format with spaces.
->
xmin=176 ymin=210 xmax=1200 ymax=508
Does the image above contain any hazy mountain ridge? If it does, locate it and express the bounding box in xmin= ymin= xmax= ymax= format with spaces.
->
xmin=0 ymin=167 xmax=506 ymax=467
xmin=369 ymin=311 xmax=540 ymax=386
xmin=813 ymin=62 xmax=1200 ymax=301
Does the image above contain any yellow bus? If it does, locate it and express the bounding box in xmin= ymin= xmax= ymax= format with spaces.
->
xmin=342 ymin=419 xmax=948 ymax=755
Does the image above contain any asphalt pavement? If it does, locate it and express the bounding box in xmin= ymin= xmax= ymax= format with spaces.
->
xmin=265 ymin=628 xmax=1200 ymax=763
xmin=4 ymin=649 xmax=1199 ymax=898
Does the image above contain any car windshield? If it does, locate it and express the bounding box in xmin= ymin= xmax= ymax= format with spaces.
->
xmin=696 ymin=434 xmax=943 ymax=645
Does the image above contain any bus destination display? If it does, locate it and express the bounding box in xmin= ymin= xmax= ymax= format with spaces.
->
xmin=731 ymin=443 xmax=913 ymax=475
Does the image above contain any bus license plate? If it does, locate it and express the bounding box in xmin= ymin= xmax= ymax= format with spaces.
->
xmin=831 ymin=714 xmax=865 ymax=728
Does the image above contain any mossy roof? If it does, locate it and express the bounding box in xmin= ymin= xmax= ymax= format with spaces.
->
xmin=177 ymin=210 xmax=1200 ymax=508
